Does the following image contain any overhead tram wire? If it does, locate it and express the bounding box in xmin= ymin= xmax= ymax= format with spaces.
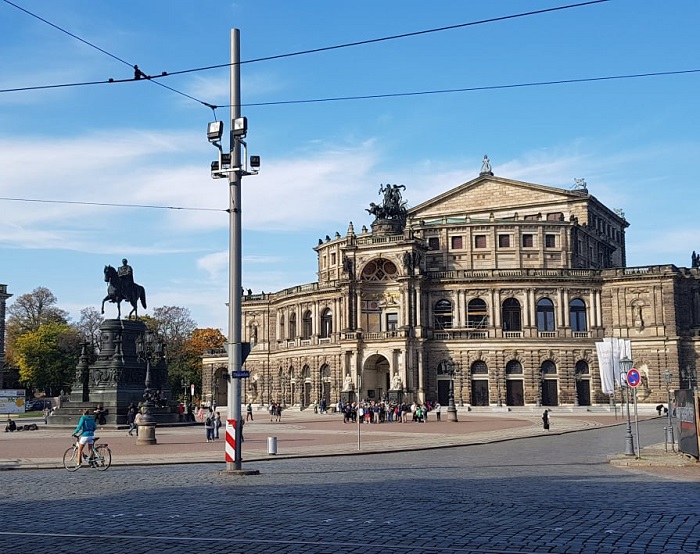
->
xmin=0 ymin=0 xmax=215 ymax=108
xmin=1 ymin=0 xmax=609 ymax=96
xmin=0 ymin=197 xmax=226 ymax=212
xmin=233 ymin=68 xmax=700 ymax=108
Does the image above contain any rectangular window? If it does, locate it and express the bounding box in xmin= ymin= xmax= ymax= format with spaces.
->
xmin=451 ymin=236 xmax=463 ymax=250
xmin=522 ymin=234 xmax=534 ymax=248
xmin=524 ymin=214 xmax=539 ymax=221
xmin=330 ymin=253 xmax=336 ymax=265
xmin=386 ymin=312 xmax=398 ymax=331
xmin=545 ymin=234 xmax=556 ymax=248
xmin=428 ymin=237 xmax=440 ymax=250
xmin=474 ymin=235 xmax=487 ymax=248
xmin=498 ymin=235 xmax=510 ymax=248
xmin=547 ymin=212 xmax=563 ymax=221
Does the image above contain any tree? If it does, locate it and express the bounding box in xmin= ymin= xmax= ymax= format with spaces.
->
xmin=188 ymin=328 xmax=226 ymax=354
xmin=75 ymin=307 xmax=104 ymax=359
xmin=5 ymin=287 xmax=69 ymax=367
xmin=14 ymin=322 xmax=80 ymax=395
xmin=149 ymin=306 xmax=199 ymax=398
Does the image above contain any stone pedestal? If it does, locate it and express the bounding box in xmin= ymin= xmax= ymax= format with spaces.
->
xmin=50 ymin=319 xmax=178 ymax=427
xmin=136 ymin=410 xmax=157 ymax=445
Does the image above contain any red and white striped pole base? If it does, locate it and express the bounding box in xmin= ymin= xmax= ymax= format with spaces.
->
xmin=225 ymin=418 xmax=237 ymax=463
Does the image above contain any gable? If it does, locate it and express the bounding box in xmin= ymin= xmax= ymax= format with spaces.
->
xmin=408 ymin=176 xmax=587 ymax=220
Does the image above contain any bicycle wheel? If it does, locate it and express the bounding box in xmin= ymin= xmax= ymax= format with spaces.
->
xmin=93 ymin=445 xmax=111 ymax=471
xmin=63 ymin=447 xmax=81 ymax=472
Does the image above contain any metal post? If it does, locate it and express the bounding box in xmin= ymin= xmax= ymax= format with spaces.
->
xmin=624 ymin=384 xmax=635 ymax=455
xmin=227 ymin=28 xmax=243 ymax=472
xmin=664 ymin=369 xmax=675 ymax=451
xmin=447 ymin=362 xmax=458 ymax=422
xmin=633 ymin=387 xmax=640 ymax=459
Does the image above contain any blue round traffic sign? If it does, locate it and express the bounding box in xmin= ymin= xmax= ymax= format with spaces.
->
xmin=626 ymin=368 xmax=641 ymax=388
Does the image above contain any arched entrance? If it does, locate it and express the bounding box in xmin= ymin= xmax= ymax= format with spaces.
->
xmin=362 ymin=354 xmax=390 ymax=401
xmin=471 ymin=360 xmax=489 ymax=406
xmin=301 ymin=365 xmax=311 ymax=407
xmin=575 ymin=360 xmax=591 ymax=406
xmin=505 ymin=360 xmax=524 ymax=406
xmin=541 ymin=360 xmax=558 ymax=406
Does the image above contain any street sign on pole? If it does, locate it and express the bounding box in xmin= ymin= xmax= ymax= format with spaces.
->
xmin=231 ymin=370 xmax=250 ymax=379
xmin=627 ymin=368 xmax=641 ymax=388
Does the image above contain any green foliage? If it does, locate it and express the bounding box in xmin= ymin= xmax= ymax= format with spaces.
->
xmin=14 ymin=322 xmax=80 ymax=395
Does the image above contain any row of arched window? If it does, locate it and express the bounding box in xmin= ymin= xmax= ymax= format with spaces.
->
xmin=437 ymin=359 xmax=591 ymax=376
xmin=434 ymin=297 xmax=588 ymax=332
xmin=279 ymin=309 xmax=334 ymax=340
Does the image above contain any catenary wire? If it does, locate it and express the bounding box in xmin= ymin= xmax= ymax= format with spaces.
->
xmin=0 ymin=0 xmax=609 ymax=98
xmin=0 ymin=0 xmax=215 ymax=108
xmin=0 ymin=196 xmax=226 ymax=212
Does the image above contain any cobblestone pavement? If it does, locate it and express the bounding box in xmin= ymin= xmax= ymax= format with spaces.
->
xmin=1 ymin=418 xmax=697 ymax=554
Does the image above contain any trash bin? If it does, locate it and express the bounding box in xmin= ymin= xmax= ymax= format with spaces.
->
xmin=267 ymin=436 xmax=277 ymax=455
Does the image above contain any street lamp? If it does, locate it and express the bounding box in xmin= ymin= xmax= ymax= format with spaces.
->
xmin=135 ymin=329 xmax=165 ymax=445
xmin=664 ymin=369 xmax=675 ymax=451
xmin=573 ymin=367 xmax=580 ymax=408
xmin=619 ymin=355 xmax=635 ymax=456
xmin=446 ymin=360 xmax=458 ymax=422
xmin=496 ymin=368 xmax=503 ymax=407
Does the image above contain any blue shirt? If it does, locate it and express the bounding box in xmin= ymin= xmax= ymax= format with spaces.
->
xmin=73 ymin=415 xmax=97 ymax=437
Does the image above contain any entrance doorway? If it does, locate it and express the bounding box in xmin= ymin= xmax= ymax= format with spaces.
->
xmin=542 ymin=379 xmax=558 ymax=406
xmin=438 ymin=379 xmax=450 ymax=406
xmin=471 ymin=379 xmax=489 ymax=406
xmin=506 ymin=380 xmax=524 ymax=406
xmin=576 ymin=380 xmax=590 ymax=406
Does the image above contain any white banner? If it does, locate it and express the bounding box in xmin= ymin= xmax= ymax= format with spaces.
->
xmin=0 ymin=389 xmax=26 ymax=414
xmin=596 ymin=338 xmax=632 ymax=394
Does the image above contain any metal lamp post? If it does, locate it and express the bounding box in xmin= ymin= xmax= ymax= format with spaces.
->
xmin=573 ymin=368 xmax=580 ymax=408
xmin=664 ymin=369 xmax=675 ymax=451
xmin=446 ymin=360 xmax=458 ymax=422
xmin=135 ymin=329 xmax=164 ymax=445
xmin=619 ymin=356 xmax=635 ymax=456
xmin=496 ymin=368 xmax=503 ymax=407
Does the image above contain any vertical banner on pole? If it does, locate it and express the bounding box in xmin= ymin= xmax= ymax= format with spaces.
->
xmin=225 ymin=418 xmax=237 ymax=462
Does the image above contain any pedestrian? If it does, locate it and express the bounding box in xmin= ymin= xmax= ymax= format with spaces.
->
xmin=320 ymin=399 xmax=327 ymax=414
xmin=197 ymin=405 xmax=204 ymax=422
xmin=214 ymin=411 xmax=222 ymax=440
xmin=435 ymin=401 xmax=442 ymax=421
xmin=655 ymin=404 xmax=663 ymax=416
xmin=246 ymin=402 xmax=254 ymax=421
xmin=134 ymin=408 xmax=142 ymax=436
xmin=127 ymin=405 xmax=137 ymax=436
xmin=542 ymin=409 xmax=550 ymax=431
xmin=42 ymin=405 xmax=51 ymax=425
xmin=205 ymin=411 xmax=215 ymax=442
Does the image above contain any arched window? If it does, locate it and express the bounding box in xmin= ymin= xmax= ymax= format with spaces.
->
xmin=505 ymin=360 xmax=523 ymax=374
xmin=320 ymin=308 xmax=333 ymax=338
xmin=289 ymin=312 xmax=297 ymax=339
xmin=279 ymin=314 xmax=285 ymax=340
xmin=570 ymin=299 xmax=587 ymax=332
xmin=467 ymin=298 xmax=488 ymax=328
xmin=433 ymin=299 xmax=453 ymax=330
xmin=471 ymin=360 xmax=488 ymax=374
xmin=541 ymin=360 xmax=557 ymax=375
xmin=575 ymin=360 xmax=589 ymax=375
xmin=501 ymin=298 xmax=522 ymax=331
xmin=361 ymin=258 xmax=399 ymax=281
xmin=302 ymin=310 xmax=313 ymax=339
xmin=437 ymin=360 xmax=454 ymax=375
xmin=536 ymin=298 xmax=555 ymax=331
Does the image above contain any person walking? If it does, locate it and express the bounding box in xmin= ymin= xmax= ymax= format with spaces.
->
xmin=246 ymin=402 xmax=254 ymax=421
xmin=205 ymin=411 xmax=215 ymax=442
xmin=214 ymin=411 xmax=222 ymax=440
xmin=542 ymin=409 xmax=550 ymax=431
xmin=127 ymin=405 xmax=137 ymax=436
xmin=42 ymin=405 xmax=51 ymax=425
xmin=435 ymin=401 xmax=442 ymax=421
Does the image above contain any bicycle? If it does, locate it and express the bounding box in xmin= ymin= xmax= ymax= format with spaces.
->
xmin=63 ymin=436 xmax=112 ymax=471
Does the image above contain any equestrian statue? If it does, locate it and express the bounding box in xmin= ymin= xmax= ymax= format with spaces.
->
xmin=101 ymin=258 xmax=147 ymax=319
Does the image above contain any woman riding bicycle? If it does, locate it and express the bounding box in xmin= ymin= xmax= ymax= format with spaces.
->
xmin=73 ymin=408 xmax=98 ymax=467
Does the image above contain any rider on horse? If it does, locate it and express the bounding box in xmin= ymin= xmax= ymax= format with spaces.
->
xmin=118 ymin=258 xmax=135 ymax=304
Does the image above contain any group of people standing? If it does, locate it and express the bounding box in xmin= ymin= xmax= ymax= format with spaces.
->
xmin=338 ymin=400 xmax=441 ymax=424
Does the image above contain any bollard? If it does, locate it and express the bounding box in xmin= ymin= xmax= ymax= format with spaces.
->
xmin=267 ymin=436 xmax=277 ymax=455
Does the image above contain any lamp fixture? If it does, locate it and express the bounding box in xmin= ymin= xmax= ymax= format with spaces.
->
xmin=207 ymin=121 xmax=224 ymax=142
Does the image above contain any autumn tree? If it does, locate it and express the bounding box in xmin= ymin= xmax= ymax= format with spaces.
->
xmin=14 ymin=322 xmax=81 ymax=395
xmin=75 ymin=306 xmax=104 ymax=360
xmin=5 ymin=287 xmax=70 ymax=368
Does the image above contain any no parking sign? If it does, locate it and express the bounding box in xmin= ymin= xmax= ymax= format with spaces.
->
xmin=626 ymin=368 xmax=641 ymax=388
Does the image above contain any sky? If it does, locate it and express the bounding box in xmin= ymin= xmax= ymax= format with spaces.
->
xmin=1 ymin=0 xmax=699 ymax=332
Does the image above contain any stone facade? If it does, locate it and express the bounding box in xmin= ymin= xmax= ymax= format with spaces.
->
xmin=202 ymin=174 xmax=700 ymax=409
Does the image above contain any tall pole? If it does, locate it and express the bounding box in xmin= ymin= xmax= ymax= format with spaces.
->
xmin=227 ymin=28 xmax=243 ymax=472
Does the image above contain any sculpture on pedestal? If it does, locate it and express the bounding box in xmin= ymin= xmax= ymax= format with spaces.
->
xmin=101 ymin=259 xmax=147 ymax=319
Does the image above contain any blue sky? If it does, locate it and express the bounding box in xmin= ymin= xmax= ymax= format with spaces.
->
xmin=1 ymin=0 xmax=698 ymax=332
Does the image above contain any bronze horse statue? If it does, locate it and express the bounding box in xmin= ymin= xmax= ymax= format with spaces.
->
xmin=101 ymin=265 xmax=147 ymax=320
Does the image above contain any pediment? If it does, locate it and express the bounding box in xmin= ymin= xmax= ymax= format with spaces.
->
xmin=408 ymin=175 xmax=587 ymax=220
